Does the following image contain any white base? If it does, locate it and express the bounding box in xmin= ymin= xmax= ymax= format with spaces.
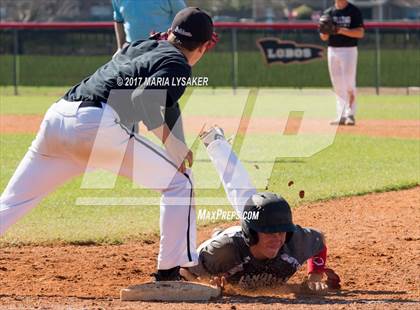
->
xmin=120 ymin=281 xmax=222 ymax=301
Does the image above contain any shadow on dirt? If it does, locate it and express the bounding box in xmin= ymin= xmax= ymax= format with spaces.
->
xmin=217 ymin=289 xmax=419 ymax=306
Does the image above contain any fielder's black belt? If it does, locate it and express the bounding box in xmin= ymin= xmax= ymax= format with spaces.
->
xmin=79 ymin=100 xmax=103 ymax=109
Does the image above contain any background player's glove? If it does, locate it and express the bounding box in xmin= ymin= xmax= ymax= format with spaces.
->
xmin=319 ymin=15 xmax=337 ymax=35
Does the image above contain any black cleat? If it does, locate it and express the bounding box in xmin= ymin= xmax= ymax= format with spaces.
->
xmin=329 ymin=117 xmax=346 ymax=126
xmin=345 ymin=115 xmax=356 ymax=126
xmin=152 ymin=266 xmax=182 ymax=281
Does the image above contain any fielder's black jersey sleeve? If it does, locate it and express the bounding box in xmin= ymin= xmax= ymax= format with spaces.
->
xmin=325 ymin=3 xmax=364 ymax=47
xmin=63 ymin=40 xmax=191 ymax=135
xmin=188 ymin=225 xmax=325 ymax=289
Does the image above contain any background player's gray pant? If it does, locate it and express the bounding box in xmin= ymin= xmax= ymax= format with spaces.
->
xmin=0 ymin=99 xmax=197 ymax=269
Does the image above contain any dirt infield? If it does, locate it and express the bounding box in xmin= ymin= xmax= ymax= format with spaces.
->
xmin=1 ymin=115 xmax=419 ymax=139
xmin=1 ymin=187 xmax=419 ymax=309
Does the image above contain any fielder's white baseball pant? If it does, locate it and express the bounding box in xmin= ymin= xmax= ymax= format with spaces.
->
xmin=0 ymin=99 xmax=197 ymax=269
xmin=206 ymin=139 xmax=257 ymax=215
xmin=328 ymin=46 xmax=358 ymax=119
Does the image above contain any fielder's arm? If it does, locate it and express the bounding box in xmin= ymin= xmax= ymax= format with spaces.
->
xmin=336 ymin=27 xmax=365 ymax=39
xmin=150 ymin=125 xmax=193 ymax=173
xmin=114 ymin=22 xmax=126 ymax=50
xmin=303 ymin=232 xmax=341 ymax=293
xmin=131 ymin=60 xmax=192 ymax=171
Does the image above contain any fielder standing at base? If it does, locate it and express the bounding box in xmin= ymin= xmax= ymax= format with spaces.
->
xmin=0 ymin=7 xmax=216 ymax=281
xmin=319 ymin=0 xmax=365 ymax=126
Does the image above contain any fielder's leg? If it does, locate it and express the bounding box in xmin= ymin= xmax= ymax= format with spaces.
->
xmin=116 ymin=133 xmax=198 ymax=270
xmin=0 ymin=102 xmax=88 ymax=235
xmin=0 ymin=152 xmax=85 ymax=235
xmin=60 ymin=102 xmax=198 ymax=271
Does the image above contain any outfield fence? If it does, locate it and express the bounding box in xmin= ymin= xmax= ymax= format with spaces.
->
xmin=0 ymin=21 xmax=419 ymax=94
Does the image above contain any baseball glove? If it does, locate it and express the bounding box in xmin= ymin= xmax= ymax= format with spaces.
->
xmin=319 ymin=14 xmax=337 ymax=35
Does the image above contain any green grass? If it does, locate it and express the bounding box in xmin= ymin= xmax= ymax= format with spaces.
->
xmin=1 ymin=86 xmax=419 ymax=120
xmin=357 ymin=95 xmax=420 ymax=120
xmin=268 ymin=135 xmax=420 ymax=202
xmin=0 ymin=87 xmax=419 ymax=244
xmin=0 ymin=132 xmax=419 ymax=245
xmin=1 ymin=49 xmax=419 ymax=87
xmin=0 ymin=55 xmax=110 ymax=87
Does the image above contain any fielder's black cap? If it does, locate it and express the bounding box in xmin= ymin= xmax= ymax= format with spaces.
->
xmin=171 ymin=7 xmax=213 ymax=42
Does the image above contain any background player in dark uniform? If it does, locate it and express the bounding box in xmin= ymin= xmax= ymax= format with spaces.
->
xmin=0 ymin=8 xmax=217 ymax=281
xmin=181 ymin=127 xmax=341 ymax=293
xmin=319 ymin=0 xmax=365 ymax=126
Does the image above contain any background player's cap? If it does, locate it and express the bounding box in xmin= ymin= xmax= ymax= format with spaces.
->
xmin=171 ymin=7 xmax=213 ymax=42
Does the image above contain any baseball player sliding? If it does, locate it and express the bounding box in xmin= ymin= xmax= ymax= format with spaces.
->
xmin=0 ymin=8 xmax=217 ymax=281
xmin=319 ymin=0 xmax=365 ymax=126
xmin=181 ymin=127 xmax=341 ymax=294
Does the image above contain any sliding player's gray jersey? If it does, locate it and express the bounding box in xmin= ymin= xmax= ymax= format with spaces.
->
xmin=188 ymin=225 xmax=325 ymax=288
